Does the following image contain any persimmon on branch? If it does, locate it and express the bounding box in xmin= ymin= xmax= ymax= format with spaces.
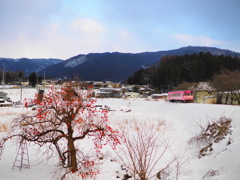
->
xmin=1 ymin=86 xmax=123 ymax=179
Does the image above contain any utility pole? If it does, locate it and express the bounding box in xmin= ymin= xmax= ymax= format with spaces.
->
xmin=43 ymin=71 xmax=46 ymax=86
xmin=20 ymin=76 xmax=22 ymax=101
xmin=2 ymin=67 xmax=4 ymax=88
xmin=27 ymin=75 xmax=29 ymax=88
xmin=36 ymin=73 xmax=38 ymax=89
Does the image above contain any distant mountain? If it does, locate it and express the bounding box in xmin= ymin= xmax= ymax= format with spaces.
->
xmin=1 ymin=46 xmax=239 ymax=81
xmin=0 ymin=58 xmax=63 ymax=75
xmin=38 ymin=52 xmax=160 ymax=82
xmin=164 ymin=46 xmax=240 ymax=56
xmin=38 ymin=46 xmax=240 ymax=82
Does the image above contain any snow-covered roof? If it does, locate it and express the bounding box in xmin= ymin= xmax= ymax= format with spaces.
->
xmin=151 ymin=93 xmax=168 ymax=97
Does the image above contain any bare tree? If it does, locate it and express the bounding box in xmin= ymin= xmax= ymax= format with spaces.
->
xmin=174 ymin=82 xmax=197 ymax=91
xmin=1 ymin=87 xmax=123 ymax=179
xmin=210 ymin=69 xmax=240 ymax=104
xmin=114 ymin=120 xmax=175 ymax=180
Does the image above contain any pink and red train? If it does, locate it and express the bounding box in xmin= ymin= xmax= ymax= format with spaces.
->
xmin=168 ymin=90 xmax=194 ymax=102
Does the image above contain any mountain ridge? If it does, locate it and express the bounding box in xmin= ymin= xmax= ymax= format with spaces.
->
xmin=38 ymin=46 xmax=240 ymax=81
xmin=1 ymin=46 xmax=240 ymax=81
xmin=0 ymin=58 xmax=63 ymax=75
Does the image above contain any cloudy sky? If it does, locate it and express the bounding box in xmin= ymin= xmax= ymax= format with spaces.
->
xmin=1 ymin=0 xmax=239 ymax=59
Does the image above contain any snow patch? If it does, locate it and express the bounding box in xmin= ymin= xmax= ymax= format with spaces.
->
xmin=65 ymin=56 xmax=87 ymax=68
xmin=1 ymin=89 xmax=240 ymax=179
xmin=142 ymin=65 xmax=147 ymax=69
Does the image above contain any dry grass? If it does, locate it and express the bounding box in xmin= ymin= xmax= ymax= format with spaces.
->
xmin=188 ymin=116 xmax=232 ymax=158
xmin=0 ymin=107 xmax=34 ymax=133
xmin=0 ymin=111 xmax=20 ymax=116
xmin=0 ymin=108 xmax=22 ymax=116
xmin=0 ymin=107 xmax=34 ymax=117
xmin=115 ymin=117 xmax=167 ymax=132
xmin=0 ymin=123 xmax=8 ymax=132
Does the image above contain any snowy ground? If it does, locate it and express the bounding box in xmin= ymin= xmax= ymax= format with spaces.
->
xmin=0 ymin=88 xmax=240 ymax=180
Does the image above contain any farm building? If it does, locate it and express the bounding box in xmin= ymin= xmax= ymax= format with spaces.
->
xmin=194 ymin=90 xmax=217 ymax=104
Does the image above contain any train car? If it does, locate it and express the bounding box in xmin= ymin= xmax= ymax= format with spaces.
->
xmin=168 ymin=90 xmax=194 ymax=102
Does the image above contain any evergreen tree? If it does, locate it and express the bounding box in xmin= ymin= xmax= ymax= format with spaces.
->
xmin=29 ymin=72 xmax=37 ymax=87
xmin=127 ymin=52 xmax=240 ymax=92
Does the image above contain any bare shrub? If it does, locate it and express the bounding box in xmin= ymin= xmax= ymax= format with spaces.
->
xmin=202 ymin=170 xmax=219 ymax=179
xmin=210 ymin=69 xmax=240 ymax=105
xmin=114 ymin=119 xmax=175 ymax=180
xmin=169 ymin=142 xmax=190 ymax=179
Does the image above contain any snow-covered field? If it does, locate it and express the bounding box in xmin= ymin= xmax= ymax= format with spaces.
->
xmin=0 ymin=88 xmax=240 ymax=180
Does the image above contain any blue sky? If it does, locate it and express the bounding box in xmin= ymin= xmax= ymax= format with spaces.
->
xmin=0 ymin=0 xmax=239 ymax=59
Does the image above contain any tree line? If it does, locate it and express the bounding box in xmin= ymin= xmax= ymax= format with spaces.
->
xmin=127 ymin=52 xmax=240 ymax=92
xmin=0 ymin=70 xmax=24 ymax=84
xmin=0 ymin=70 xmax=43 ymax=87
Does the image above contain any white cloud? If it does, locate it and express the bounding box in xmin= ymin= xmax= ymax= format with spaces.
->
xmin=117 ymin=29 xmax=132 ymax=40
xmin=105 ymin=29 xmax=146 ymax=53
xmin=173 ymin=34 xmax=223 ymax=47
xmin=0 ymin=18 xmax=107 ymax=59
xmin=71 ymin=19 xmax=105 ymax=35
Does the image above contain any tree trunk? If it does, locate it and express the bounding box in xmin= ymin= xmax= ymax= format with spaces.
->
xmin=67 ymin=122 xmax=78 ymax=172
xmin=68 ymin=138 xmax=78 ymax=172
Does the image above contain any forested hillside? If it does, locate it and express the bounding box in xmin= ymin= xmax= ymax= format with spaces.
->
xmin=38 ymin=46 xmax=240 ymax=81
xmin=127 ymin=52 xmax=240 ymax=92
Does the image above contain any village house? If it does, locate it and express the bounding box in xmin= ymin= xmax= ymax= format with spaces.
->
xmin=105 ymin=81 xmax=121 ymax=88
xmin=121 ymin=85 xmax=133 ymax=93
xmin=93 ymin=81 xmax=105 ymax=89
xmin=11 ymin=81 xmax=29 ymax=88
xmin=95 ymin=88 xmax=122 ymax=98
xmin=138 ymin=87 xmax=155 ymax=95
xmin=0 ymin=91 xmax=12 ymax=107
xmin=123 ymin=92 xmax=140 ymax=98
xmin=0 ymin=91 xmax=8 ymax=103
